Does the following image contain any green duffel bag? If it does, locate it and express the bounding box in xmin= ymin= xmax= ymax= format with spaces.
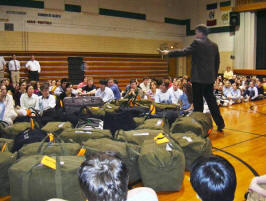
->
xmin=85 ymin=106 xmax=106 ymax=118
xmin=83 ymin=138 xmax=140 ymax=184
xmin=41 ymin=122 xmax=72 ymax=133
xmin=189 ymin=112 xmax=213 ymax=137
xmin=154 ymin=103 xmax=179 ymax=110
xmin=1 ymin=122 xmax=31 ymax=139
xmin=59 ymin=128 xmax=112 ymax=144
xmin=138 ymin=138 xmax=185 ymax=192
xmin=170 ymin=116 xmax=204 ymax=137
xmin=0 ymin=138 xmax=14 ymax=152
xmin=0 ymin=152 xmax=17 ymax=196
xmin=9 ymin=155 xmax=85 ymax=201
xmin=135 ymin=99 xmax=152 ymax=107
xmin=115 ymin=129 xmax=163 ymax=146
xmin=18 ymin=139 xmax=81 ymax=158
xmin=136 ymin=118 xmax=165 ymax=130
xmin=170 ymin=131 xmax=212 ymax=170
xmin=133 ymin=117 xmax=145 ymax=127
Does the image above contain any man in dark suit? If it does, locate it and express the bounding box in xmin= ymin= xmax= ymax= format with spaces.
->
xmin=159 ymin=24 xmax=225 ymax=131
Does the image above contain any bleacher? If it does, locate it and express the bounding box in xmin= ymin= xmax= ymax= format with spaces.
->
xmin=2 ymin=52 xmax=168 ymax=89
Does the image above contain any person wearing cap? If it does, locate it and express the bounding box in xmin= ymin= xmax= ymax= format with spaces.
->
xmin=95 ymin=79 xmax=114 ymax=103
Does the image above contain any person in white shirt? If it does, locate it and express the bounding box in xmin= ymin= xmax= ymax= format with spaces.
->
xmin=155 ymin=80 xmax=172 ymax=104
xmin=17 ymin=85 xmax=39 ymax=116
xmin=38 ymin=83 xmax=56 ymax=115
xmin=8 ymin=54 xmax=20 ymax=87
xmin=25 ymin=55 xmax=41 ymax=81
xmin=0 ymin=85 xmax=17 ymax=125
xmin=168 ymin=81 xmax=183 ymax=105
xmin=228 ymin=83 xmax=242 ymax=105
xmin=0 ymin=56 xmax=6 ymax=81
xmin=139 ymin=77 xmax=150 ymax=94
xmin=95 ymin=80 xmax=114 ymax=103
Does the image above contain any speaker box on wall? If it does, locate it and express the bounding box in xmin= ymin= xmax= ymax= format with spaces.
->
xmin=5 ymin=23 xmax=14 ymax=31
xmin=67 ymin=57 xmax=84 ymax=84
xmin=230 ymin=12 xmax=240 ymax=26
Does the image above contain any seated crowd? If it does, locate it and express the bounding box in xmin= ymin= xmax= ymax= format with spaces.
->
xmin=0 ymin=73 xmax=265 ymax=125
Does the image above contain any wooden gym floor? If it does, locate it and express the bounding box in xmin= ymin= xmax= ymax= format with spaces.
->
xmin=155 ymin=99 xmax=266 ymax=201
xmin=1 ymin=99 xmax=265 ymax=201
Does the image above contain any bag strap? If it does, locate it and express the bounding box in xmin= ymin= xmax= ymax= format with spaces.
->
xmin=55 ymin=156 xmax=63 ymax=198
xmin=37 ymin=131 xmax=65 ymax=155
xmin=117 ymin=130 xmax=140 ymax=157
xmin=22 ymin=161 xmax=40 ymax=201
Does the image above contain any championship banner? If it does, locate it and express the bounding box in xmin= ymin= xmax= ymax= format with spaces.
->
xmin=206 ymin=3 xmax=217 ymax=27
xmin=220 ymin=1 xmax=232 ymax=25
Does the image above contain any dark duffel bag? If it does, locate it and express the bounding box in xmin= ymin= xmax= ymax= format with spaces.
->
xmin=170 ymin=131 xmax=212 ymax=170
xmin=83 ymin=138 xmax=140 ymax=184
xmin=170 ymin=116 xmax=204 ymax=137
xmin=0 ymin=138 xmax=14 ymax=152
xmin=189 ymin=112 xmax=213 ymax=137
xmin=9 ymin=155 xmax=85 ymax=201
xmin=63 ymin=96 xmax=104 ymax=115
xmin=0 ymin=152 xmax=17 ymax=196
xmin=59 ymin=128 xmax=112 ymax=144
xmin=138 ymin=138 xmax=185 ymax=192
xmin=115 ymin=129 xmax=163 ymax=146
xmin=12 ymin=128 xmax=48 ymax=152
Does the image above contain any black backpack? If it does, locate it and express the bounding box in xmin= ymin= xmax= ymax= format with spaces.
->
xmin=103 ymin=111 xmax=137 ymax=137
xmin=12 ymin=128 xmax=48 ymax=152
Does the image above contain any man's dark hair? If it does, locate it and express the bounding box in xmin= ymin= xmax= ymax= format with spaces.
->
xmin=162 ymin=80 xmax=170 ymax=89
xmin=195 ymin=24 xmax=209 ymax=36
xmin=130 ymin=79 xmax=137 ymax=84
xmin=99 ymin=79 xmax=107 ymax=86
xmin=143 ymin=77 xmax=149 ymax=81
xmin=65 ymin=82 xmax=71 ymax=89
xmin=26 ymin=84 xmax=33 ymax=92
xmin=40 ymin=83 xmax=49 ymax=91
xmin=61 ymin=78 xmax=68 ymax=84
xmin=190 ymin=155 xmax=236 ymax=201
xmin=78 ymin=151 xmax=128 ymax=201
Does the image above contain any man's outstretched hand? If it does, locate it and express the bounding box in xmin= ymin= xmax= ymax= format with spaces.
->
xmin=157 ymin=49 xmax=170 ymax=56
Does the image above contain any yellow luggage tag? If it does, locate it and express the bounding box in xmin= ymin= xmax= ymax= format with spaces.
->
xmin=60 ymin=100 xmax=63 ymax=108
xmin=41 ymin=155 xmax=56 ymax=170
xmin=91 ymin=107 xmax=99 ymax=110
xmin=30 ymin=118 xmax=35 ymax=129
xmin=150 ymin=104 xmax=156 ymax=115
xmin=1 ymin=143 xmax=7 ymax=152
xmin=154 ymin=133 xmax=169 ymax=144
xmin=48 ymin=133 xmax=54 ymax=142
xmin=77 ymin=147 xmax=86 ymax=157
xmin=208 ymin=129 xmax=212 ymax=134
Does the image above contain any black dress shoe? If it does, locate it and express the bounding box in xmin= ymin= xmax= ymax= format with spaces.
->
xmin=217 ymin=124 xmax=225 ymax=132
